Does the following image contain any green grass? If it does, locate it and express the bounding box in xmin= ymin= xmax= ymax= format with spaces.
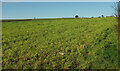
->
xmin=2 ymin=17 xmax=118 ymax=69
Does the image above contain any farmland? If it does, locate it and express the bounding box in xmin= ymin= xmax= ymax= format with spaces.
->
xmin=2 ymin=17 xmax=118 ymax=69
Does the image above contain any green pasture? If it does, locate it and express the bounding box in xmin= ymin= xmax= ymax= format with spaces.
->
xmin=2 ymin=17 xmax=118 ymax=69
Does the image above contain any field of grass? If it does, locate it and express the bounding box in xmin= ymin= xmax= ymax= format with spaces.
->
xmin=2 ymin=17 xmax=118 ymax=69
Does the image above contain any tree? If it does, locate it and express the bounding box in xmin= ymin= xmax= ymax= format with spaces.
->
xmin=112 ymin=1 xmax=120 ymax=40
xmin=112 ymin=2 xmax=118 ymax=17
xmin=101 ymin=15 xmax=104 ymax=18
xmin=118 ymin=1 xmax=120 ymax=40
xmin=75 ymin=15 xmax=79 ymax=18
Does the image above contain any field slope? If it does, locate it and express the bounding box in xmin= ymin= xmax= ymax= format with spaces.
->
xmin=2 ymin=17 xmax=118 ymax=69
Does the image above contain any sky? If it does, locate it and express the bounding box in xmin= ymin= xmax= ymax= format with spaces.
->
xmin=2 ymin=0 xmax=118 ymax=2
xmin=2 ymin=2 xmax=116 ymax=19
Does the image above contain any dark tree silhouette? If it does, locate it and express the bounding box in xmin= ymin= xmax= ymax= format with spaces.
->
xmin=101 ymin=15 xmax=104 ymax=18
xmin=75 ymin=15 xmax=79 ymax=18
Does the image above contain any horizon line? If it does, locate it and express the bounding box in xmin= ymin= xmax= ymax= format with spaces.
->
xmin=1 ymin=15 xmax=115 ymax=20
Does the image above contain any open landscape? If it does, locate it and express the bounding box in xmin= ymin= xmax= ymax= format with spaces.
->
xmin=2 ymin=17 xmax=118 ymax=69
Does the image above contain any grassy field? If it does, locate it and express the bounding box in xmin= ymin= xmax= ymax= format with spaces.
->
xmin=2 ymin=17 xmax=118 ymax=69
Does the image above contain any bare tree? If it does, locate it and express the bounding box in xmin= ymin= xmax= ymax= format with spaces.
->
xmin=111 ymin=2 xmax=119 ymax=17
xmin=113 ymin=1 xmax=120 ymax=40
xmin=118 ymin=1 xmax=120 ymax=40
xmin=118 ymin=2 xmax=120 ymax=18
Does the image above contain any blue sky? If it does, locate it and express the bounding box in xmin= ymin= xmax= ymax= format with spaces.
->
xmin=2 ymin=2 xmax=115 ymax=19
